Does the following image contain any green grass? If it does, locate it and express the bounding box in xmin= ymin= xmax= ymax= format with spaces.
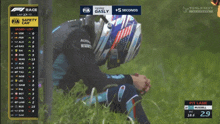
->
xmin=1 ymin=0 xmax=220 ymax=124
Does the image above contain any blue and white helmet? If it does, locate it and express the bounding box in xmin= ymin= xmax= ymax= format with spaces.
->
xmin=93 ymin=15 xmax=142 ymax=69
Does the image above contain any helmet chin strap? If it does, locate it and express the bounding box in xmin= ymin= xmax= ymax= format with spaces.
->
xmin=107 ymin=49 xmax=120 ymax=69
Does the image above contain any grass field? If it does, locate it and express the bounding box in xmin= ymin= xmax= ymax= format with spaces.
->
xmin=1 ymin=0 xmax=220 ymax=124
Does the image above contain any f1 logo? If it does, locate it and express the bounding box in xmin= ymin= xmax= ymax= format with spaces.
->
xmin=11 ymin=7 xmax=25 ymax=12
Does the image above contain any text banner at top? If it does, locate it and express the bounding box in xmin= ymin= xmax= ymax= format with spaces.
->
xmin=80 ymin=5 xmax=141 ymax=15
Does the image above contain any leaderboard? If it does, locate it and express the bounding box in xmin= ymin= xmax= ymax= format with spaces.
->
xmin=8 ymin=4 xmax=38 ymax=120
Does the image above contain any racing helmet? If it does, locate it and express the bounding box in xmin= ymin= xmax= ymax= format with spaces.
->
xmin=83 ymin=15 xmax=142 ymax=69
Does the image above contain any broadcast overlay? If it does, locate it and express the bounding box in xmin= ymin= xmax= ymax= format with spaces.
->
xmin=80 ymin=5 xmax=141 ymax=15
xmin=8 ymin=4 xmax=39 ymax=120
xmin=6 ymin=4 xmax=215 ymax=121
xmin=184 ymin=100 xmax=212 ymax=118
